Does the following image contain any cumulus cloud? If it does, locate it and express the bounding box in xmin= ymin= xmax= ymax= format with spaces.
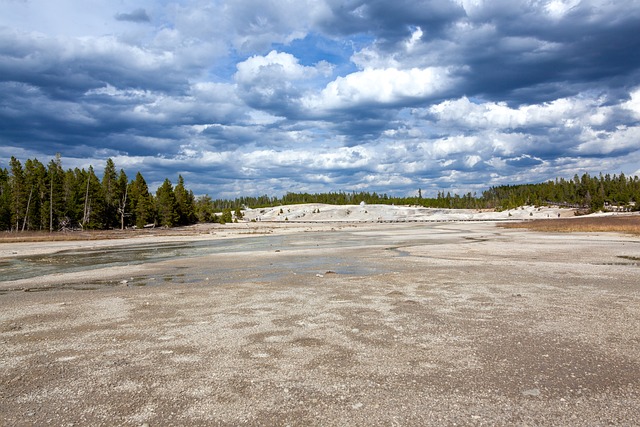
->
xmin=305 ymin=66 xmax=457 ymax=112
xmin=426 ymin=96 xmax=595 ymax=130
xmin=235 ymin=50 xmax=333 ymax=114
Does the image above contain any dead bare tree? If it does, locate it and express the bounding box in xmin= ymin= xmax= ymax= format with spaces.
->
xmin=81 ymin=174 xmax=90 ymax=230
xmin=59 ymin=217 xmax=71 ymax=232
xmin=49 ymin=178 xmax=53 ymax=233
xmin=21 ymin=187 xmax=33 ymax=232
xmin=118 ymin=186 xmax=128 ymax=230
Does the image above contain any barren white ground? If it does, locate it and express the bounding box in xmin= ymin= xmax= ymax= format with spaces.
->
xmin=1 ymin=206 xmax=639 ymax=426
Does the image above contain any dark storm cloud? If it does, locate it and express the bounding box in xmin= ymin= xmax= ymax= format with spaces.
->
xmin=0 ymin=29 xmax=190 ymax=100
xmin=456 ymin=14 xmax=640 ymax=105
xmin=114 ymin=9 xmax=151 ymax=23
xmin=317 ymin=0 xmax=464 ymax=40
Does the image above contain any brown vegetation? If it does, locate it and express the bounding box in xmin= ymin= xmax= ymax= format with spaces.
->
xmin=501 ymin=214 xmax=640 ymax=235
xmin=0 ymin=226 xmax=199 ymax=243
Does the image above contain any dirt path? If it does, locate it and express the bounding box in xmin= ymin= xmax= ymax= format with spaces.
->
xmin=1 ymin=222 xmax=639 ymax=426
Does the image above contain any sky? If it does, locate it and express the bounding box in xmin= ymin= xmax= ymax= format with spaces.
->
xmin=1 ymin=0 xmax=640 ymax=198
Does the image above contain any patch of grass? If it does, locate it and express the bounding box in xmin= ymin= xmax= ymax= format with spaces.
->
xmin=501 ymin=214 xmax=640 ymax=235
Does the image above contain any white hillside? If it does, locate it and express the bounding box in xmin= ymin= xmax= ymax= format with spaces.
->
xmin=240 ymin=204 xmax=573 ymax=222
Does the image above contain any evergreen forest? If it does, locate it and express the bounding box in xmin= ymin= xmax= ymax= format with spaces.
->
xmin=1 ymin=155 xmax=639 ymax=232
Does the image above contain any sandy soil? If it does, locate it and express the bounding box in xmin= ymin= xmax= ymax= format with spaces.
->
xmin=1 ymin=214 xmax=639 ymax=426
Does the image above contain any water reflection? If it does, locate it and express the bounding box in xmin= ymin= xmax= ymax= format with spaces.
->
xmin=1 ymin=231 xmax=391 ymax=283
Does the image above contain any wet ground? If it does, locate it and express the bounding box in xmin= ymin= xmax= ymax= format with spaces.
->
xmin=0 ymin=223 xmax=467 ymax=288
xmin=1 ymin=222 xmax=639 ymax=426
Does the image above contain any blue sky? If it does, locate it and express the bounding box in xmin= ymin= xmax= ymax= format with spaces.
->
xmin=1 ymin=0 xmax=640 ymax=198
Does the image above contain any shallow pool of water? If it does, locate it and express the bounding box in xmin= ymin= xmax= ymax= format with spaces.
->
xmin=1 ymin=231 xmax=393 ymax=283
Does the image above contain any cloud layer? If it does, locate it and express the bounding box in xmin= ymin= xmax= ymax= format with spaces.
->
xmin=1 ymin=0 xmax=640 ymax=197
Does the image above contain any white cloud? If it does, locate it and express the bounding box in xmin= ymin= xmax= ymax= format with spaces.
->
xmin=234 ymin=50 xmax=333 ymax=111
xmin=429 ymin=135 xmax=482 ymax=157
xmin=428 ymin=96 xmax=589 ymax=130
xmin=453 ymin=0 xmax=486 ymax=16
xmin=465 ymin=155 xmax=483 ymax=168
xmin=577 ymin=125 xmax=640 ymax=156
xmin=622 ymin=87 xmax=640 ymax=119
xmin=544 ymin=0 xmax=581 ymax=20
xmin=305 ymin=67 xmax=457 ymax=111
xmin=405 ymin=27 xmax=424 ymax=52
xmin=226 ymin=0 xmax=325 ymax=51
xmin=236 ymin=50 xmax=330 ymax=83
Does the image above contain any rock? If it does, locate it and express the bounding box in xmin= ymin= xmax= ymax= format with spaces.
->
xmin=522 ymin=388 xmax=541 ymax=397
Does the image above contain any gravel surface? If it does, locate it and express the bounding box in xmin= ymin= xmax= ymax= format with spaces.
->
xmin=1 ymin=221 xmax=639 ymax=426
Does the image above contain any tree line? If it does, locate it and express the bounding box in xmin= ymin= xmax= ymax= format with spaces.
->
xmin=481 ymin=173 xmax=640 ymax=211
xmin=0 ymin=155 xmax=197 ymax=231
xmin=196 ymin=173 xmax=640 ymax=214
xmin=1 ymin=155 xmax=639 ymax=232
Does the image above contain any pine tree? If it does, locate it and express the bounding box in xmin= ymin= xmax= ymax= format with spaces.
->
xmin=47 ymin=154 xmax=65 ymax=231
xmin=156 ymin=178 xmax=178 ymax=227
xmin=9 ymin=157 xmax=26 ymax=231
xmin=62 ymin=168 xmax=84 ymax=228
xmin=195 ymin=194 xmax=214 ymax=222
xmin=220 ymin=208 xmax=232 ymax=224
xmin=23 ymin=159 xmax=48 ymax=231
xmin=79 ymin=166 xmax=105 ymax=230
xmin=0 ymin=167 xmax=11 ymax=231
xmin=174 ymin=175 xmax=196 ymax=225
xmin=129 ymin=172 xmax=155 ymax=228
xmin=101 ymin=158 xmax=119 ymax=228
xmin=234 ymin=207 xmax=243 ymax=220
xmin=27 ymin=159 xmax=49 ymax=230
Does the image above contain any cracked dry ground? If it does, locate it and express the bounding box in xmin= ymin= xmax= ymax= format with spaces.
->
xmin=1 ymin=222 xmax=639 ymax=426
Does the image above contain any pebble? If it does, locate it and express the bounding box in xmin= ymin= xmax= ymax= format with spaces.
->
xmin=522 ymin=388 xmax=541 ymax=397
